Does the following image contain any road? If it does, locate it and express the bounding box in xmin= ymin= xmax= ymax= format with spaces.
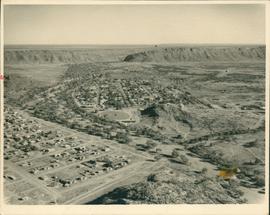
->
xmin=5 ymin=109 xmax=265 ymax=204
xmin=64 ymin=161 xmax=163 ymax=204
xmin=5 ymin=160 xmax=60 ymax=199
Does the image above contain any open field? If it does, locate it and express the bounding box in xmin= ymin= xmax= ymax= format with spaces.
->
xmin=4 ymin=45 xmax=266 ymax=204
xmin=98 ymin=110 xmax=131 ymax=121
xmin=4 ymin=64 xmax=67 ymax=86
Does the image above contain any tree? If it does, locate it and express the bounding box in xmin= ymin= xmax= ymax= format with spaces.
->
xmin=103 ymin=158 xmax=113 ymax=168
xmin=147 ymin=174 xmax=158 ymax=182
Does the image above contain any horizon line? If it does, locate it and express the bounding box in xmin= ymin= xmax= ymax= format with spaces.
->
xmin=4 ymin=43 xmax=266 ymax=46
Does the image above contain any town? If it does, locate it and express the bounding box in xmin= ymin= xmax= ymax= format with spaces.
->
xmin=4 ymin=47 xmax=266 ymax=204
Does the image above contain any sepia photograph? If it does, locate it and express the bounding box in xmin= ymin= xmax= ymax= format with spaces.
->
xmin=0 ymin=1 xmax=268 ymax=211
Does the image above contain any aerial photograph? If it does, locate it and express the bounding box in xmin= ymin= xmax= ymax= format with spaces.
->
xmin=2 ymin=4 xmax=266 ymax=204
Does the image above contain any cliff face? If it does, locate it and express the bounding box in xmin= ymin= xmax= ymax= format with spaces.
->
xmin=4 ymin=48 xmax=134 ymax=64
xmin=123 ymin=46 xmax=265 ymax=63
xmin=4 ymin=46 xmax=265 ymax=64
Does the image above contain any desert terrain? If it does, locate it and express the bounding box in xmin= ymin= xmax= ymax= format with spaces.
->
xmin=3 ymin=45 xmax=265 ymax=204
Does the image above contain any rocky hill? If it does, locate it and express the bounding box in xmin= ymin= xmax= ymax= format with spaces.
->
xmin=123 ymin=46 xmax=265 ymax=63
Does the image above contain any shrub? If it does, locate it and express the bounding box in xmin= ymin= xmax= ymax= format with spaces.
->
xmin=154 ymin=154 xmax=162 ymax=160
xmin=256 ymin=178 xmax=265 ymax=187
xmin=171 ymin=149 xmax=179 ymax=158
xmin=179 ymin=155 xmax=189 ymax=164
xmin=201 ymin=167 xmax=208 ymax=174
xmin=147 ymin=174 xmax=158 ymax=182
xmin=145 ymin=140 xmax=157 ymax=149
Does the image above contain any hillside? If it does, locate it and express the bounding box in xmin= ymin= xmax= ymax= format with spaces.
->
xmin=139 ymin=103 xmax=195 ymax=137
xmin=88 ymin=171 xmax=246 ymax=204
xmin=123 ymin=46 xmax=265 ymax=63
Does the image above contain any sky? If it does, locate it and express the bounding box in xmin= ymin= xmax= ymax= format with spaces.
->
xmin=4 ymin=4 xmax=265 ymax=45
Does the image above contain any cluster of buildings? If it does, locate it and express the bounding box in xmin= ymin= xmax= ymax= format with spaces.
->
xmin=74 ymin=85 xmax=99 ymax=109
xmin=72 ymin=75 xmax=192 ymax=113
xmin=73 ymin=78 xmax=126 ymax=111
xmin=99 ymin=81 xmax=125 ymax=110
xmin=120 ymin=80 xmax=154 ymax=106
xmin=4 ymin=108 xmax=47 ymax=161
xmin=24 ymin=144 xmax=112 ymax=176
xmin=4 ymin=107 xmax=83 ymax=162
xmin=120 ymin=79 xmax=191 ymax=106
xmin=4 ymin=107 xmax=134 ymax=193
xmin=43 ymin=154 xmax=132 ymax=188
